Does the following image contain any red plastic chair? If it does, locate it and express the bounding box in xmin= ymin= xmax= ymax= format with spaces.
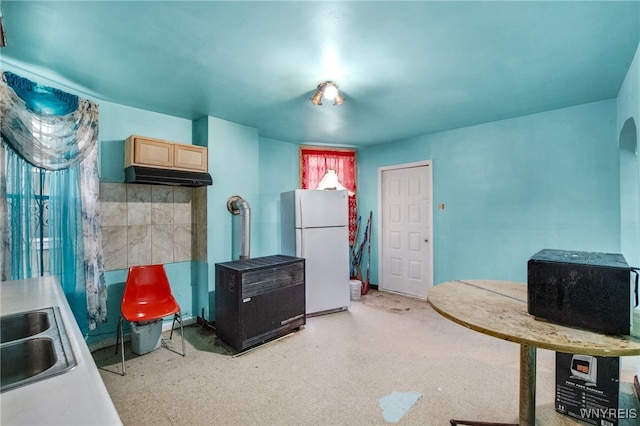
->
xmin=115 ymin=264 xmax=185 ymax=375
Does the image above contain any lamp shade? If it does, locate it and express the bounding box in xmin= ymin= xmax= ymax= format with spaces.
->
xmin=310 ymin=90 xmax=323 ymax=105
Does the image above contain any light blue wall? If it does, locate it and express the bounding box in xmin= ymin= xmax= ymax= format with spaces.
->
xmin=95 ymin=111 xmax=265 ymax=331
xmin=91 ymin=103 xmax=199 ymax=346
xmin=617 ymin=42 xmax=640 ymax=268
xmin=98 ymin=101 xmax=193 ymax=182
xmin=257 ymin=137 xmax=300 ymax=256
xmin=196 ymin=116 xmax=260 ymax=320
xmin=96 ymin=112 xmax=265 ymax=327
xmin=92 ymin=102 xmax=199 ymax=345
xmin=358 ymin=100 xmax=621 ymax=286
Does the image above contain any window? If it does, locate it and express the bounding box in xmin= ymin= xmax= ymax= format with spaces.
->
xmin=27 ymin=117 xmax=53 ymax=276
xmin=28 ymin=168 xmax=51 ymax=276
xmin=4 ymin=158 xmax=52 ymax=277
xmin=299 ymin=147 xmax=358 ymax=244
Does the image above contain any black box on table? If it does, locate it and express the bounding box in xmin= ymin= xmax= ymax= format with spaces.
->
xmin=527 ymin=249 xmax=633 ymax=335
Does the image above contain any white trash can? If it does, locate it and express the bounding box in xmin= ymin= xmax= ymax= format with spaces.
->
xmin=130 ymin=319 xmax=162 ymax=355
xmin=350 ymin=279 xmax=362 ymax=300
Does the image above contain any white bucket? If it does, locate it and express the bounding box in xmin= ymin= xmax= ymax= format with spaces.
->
xmin=350 ymin=279 xmax=362 ymax=300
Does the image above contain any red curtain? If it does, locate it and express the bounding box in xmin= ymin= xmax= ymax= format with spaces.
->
xmin=300 ymin=147 xmax=358 ymax=245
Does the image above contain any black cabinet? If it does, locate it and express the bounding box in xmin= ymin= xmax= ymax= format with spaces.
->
xmin=215 ymin=255 xmax=305 ymax=351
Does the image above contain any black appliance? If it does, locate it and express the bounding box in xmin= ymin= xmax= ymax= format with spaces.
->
xmin=215 ymin=255 xmax=305 ymax=352
xmin=527 ymin=249 xmax=634 ymax=335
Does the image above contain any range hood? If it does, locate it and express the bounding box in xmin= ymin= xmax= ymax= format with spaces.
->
xmin=124 ymin=166 xmax=213 ymax=187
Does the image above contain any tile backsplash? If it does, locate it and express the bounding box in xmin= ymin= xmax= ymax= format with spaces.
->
xmin=100 ymin=182 xmax=207 ymax=271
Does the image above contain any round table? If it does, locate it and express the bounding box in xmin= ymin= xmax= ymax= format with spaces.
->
xmin=428 ymin=280 xmax=640 ymax=426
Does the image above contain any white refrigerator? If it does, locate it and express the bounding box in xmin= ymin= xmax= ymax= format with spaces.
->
xmin=280 ymin=189 xmax=350 ymax=316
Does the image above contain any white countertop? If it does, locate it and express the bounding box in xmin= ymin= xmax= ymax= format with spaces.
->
xmin=1 ymin=276 xmax=122 ymax=425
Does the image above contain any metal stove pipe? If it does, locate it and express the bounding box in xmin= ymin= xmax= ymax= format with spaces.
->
xmin=227 ymin=195 xmax=251 ymax=260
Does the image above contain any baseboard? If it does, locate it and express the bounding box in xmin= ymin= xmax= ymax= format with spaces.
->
xmin=88 ymin=335 xmax=122 ymax=352
xmin=162 ymin=316 xmax=196 ymax=332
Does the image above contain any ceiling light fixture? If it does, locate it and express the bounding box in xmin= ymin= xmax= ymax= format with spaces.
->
xmin=310 ymin=81 xmax=344 ymax=106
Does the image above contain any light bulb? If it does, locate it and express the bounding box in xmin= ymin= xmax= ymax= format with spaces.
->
xmin=323 ymin=84 xmax=338 ymax=100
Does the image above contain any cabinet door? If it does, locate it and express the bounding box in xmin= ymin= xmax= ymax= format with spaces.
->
xmin=173 ymin=144 xmax=208 ymax=172
xmin=126 ymin=136 xmax=173 ymax=168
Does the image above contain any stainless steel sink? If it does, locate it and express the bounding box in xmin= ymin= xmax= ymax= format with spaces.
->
xmin=1 ymin=311 xmax=50 ymax=343
xmin=0 ymin=307 xmax=77 ymax=392
xmin=1 ymin=338 xmax=57 ymax=384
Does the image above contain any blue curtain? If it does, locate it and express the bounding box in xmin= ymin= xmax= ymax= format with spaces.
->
xmin=0 ymin=71 xmax=106 ymax=334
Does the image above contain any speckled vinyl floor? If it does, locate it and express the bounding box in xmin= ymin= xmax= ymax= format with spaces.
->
xmin=92 ymin=289 xmax=640 ymax=426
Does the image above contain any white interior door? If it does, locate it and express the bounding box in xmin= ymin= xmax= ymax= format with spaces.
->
xmin=379 ymin=162 xmax=433 ymax=299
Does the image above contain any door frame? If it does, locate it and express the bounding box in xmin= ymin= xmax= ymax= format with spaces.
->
xmin=377 ymin=160 xmax=434 ymax=298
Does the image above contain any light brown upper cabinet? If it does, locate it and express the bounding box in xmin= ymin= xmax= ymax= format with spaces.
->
xmin=173 ymin=143 xmax=208 ymax=172
xmin=125 ymin=135 xmax=208 ymax=172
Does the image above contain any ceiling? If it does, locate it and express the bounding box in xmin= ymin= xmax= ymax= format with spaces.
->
xmin=1 ymin=1 xmax=639 ymax=146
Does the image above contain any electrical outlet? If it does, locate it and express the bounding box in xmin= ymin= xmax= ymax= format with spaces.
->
xmin=438 ymin=203 xmax=446 ymax=210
